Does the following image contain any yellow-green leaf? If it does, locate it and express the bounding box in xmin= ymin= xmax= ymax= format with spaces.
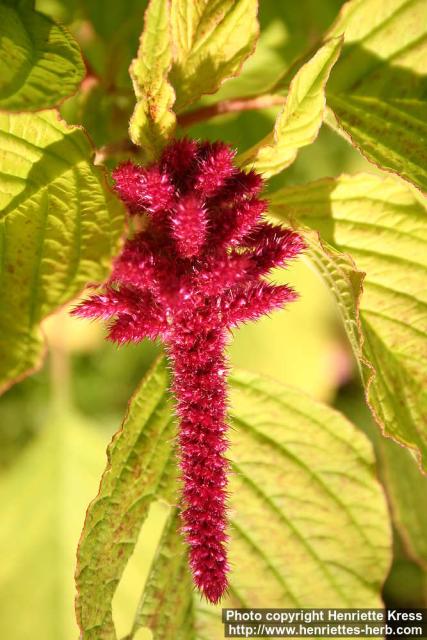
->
xmin=129 ymin=0 xmax=260 ymax=155
xmin=0 ymin=0 xmax=84 ymax=111
xmin=376 ymin=437 xmax=427 ymax=571
xmin=239 ymin=37 xmax=342 ymax=178
xmin=75 ymin=358 xmax=177 ymax=640
xmin=217 ymin=369 xmax=390 ymax=609
xmin=0 ymin=110 xmax=124 ymax=393
xmin=326 ymin=0 xmax=427 ymax=193
xmin=270 ymin=172 xmax=427 ymax=471
xmin=170 ymin=0 xmax=259 ymax=112
xmin=130 ymin=508 xmax=194 ymax=640
xmin=129 ymin=0 xmax=176 ymax=159
xmin=79 ymin=359 xmax=391 ymax=639
xmin=208 ymin=0 xmax=345 ymax=102
xmin=0 ymin=414 xmax=108 ymax=640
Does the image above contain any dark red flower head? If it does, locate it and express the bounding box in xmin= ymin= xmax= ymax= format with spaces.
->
xmin=73 ymin=138 xmax=304 ymax=603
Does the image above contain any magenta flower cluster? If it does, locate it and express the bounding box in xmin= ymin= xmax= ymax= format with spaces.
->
xmin=73 ymin=139 xmax=304 ymax=603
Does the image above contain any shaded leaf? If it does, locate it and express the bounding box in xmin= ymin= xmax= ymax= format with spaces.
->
xmin=336 ymin=391 xmax=427 ymax=582
xmin=0 ymin=0 xmax=84 ymax=111
xmin=77 ymin=0 xmax=149 ymax=91
xmin=376 ymin=437 xmax=427 ymax=571
xmin=82 ymin=0 xmax=147 ymax=41
xmin=239 ymin=37 xmax=342 ymax=177
xmin=0 ymin=110 xmax=124 ymax=393
xmin=129 ymin=0 xmax=176 ymax=159
xmin=130 ymin=507 xmax=195 ymax=640
xmin=60 ymin=80 xmax=132 ymax=150
xmin=170 ymin=0 xmax=259 ymax=112
xmin=326 ymin=0 xmax=427 ymax=193
xmin=270 ymin=172 xmax=427 ymax=470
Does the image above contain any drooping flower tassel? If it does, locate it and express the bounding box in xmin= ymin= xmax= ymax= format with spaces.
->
xmin=72 ymin=138 xmax=304 ymax=602
xmin=168 ymin=318 xmax=230 ymax=603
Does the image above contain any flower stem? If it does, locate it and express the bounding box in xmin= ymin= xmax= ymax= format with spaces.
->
xmin=177 ymin=94 xmax=285 ymax=128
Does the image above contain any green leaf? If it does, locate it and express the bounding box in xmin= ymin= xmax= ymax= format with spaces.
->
xmin=269 ymin=172 xmax=427 ymax=471
xmin=228 ymin=368 xmax=390 ymax=603
xmin=130 ymin=507 xmax=195 ymax=640
xmin=347 ymin=398 xmax=427 ymax=573
xmin=60 ymin=82 xmax=132 ymax=150
xmin=82 ymin=0 xmax=148 ymax=40
xmin=136 ymin=368 xmax=391 ymax=638
xmin=78 ymin=359 xmax=391 ymax=639
xmin=376 ymin=437 xmax=427 ymax=571
xmin=0 ymin=414 xmax=108 ymax=640
xmin=0 ymin=1 xmax=84 ymax=111
xmin=129 ymin=0 xmax=259 ymax=156
xmin=75 ymin=358 xmax=177 ymax=640
xmin=170 ymin=0 xmax=259 ymax=112
xmin=129 ymin=0 xmax=176 ymax=160
xmin=326 ymin=0 xmax=427 ymax=194
xmin=76 ymin=0 xmax=149 ymax=92
xmin=0 ymin=110 xmax=124 ymax=393
xmin=238 ymin=37 xmax=342 ymax=178
xmin=206 ymin=0 xmax=345 ymax=103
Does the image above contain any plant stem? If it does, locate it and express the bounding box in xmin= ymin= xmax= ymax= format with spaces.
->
xmin=177 ymin=94 xmax=285 ymax=128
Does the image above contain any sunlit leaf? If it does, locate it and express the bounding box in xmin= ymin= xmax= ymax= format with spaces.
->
xmin=129 ymin=0 xmax=176 ymax=159
xmin=78 ymin=359 xmax=391 ymax=639
xmin=239 ymin=37 xmax=342 ymax=177
xmin=0 ymin=0 xmax=84 ymax=111
xmin=75 ymin=358 xmax=177 ymax=640
xmin=170 ymin=0 xmax=259 ymax=112
xmin=129 ymin=0 xmax=259 ymax=156
xmin=227 ymin=368 xmax=390 ymax=607
xmin=326 ymin=0 xmax=427 ymax=193
xmin=270 ymin=172 xmax=427 ymax=471
xmin=0 ymin=110 xmax=124 ymax=393
xmin=208 ymin=0 xmax=344 ymax=102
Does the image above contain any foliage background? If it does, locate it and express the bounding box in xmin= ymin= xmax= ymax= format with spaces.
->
xmin=0 ymin=0 xmax=426 ymax=638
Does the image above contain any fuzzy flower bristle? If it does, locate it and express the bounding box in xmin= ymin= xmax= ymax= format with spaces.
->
xmin=72 ymin=138 xmax=305 ymax=603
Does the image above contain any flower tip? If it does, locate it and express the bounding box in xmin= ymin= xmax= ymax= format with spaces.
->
xmin=69 ymin=304 xmax=83 ymax=317
xmin=70 ymin=301 xmax=97 ymax=318
xmin=290 ymin=231 xmax=307 ymax=255
xmin=198 ymin=576 xmax=229 ymax=605
xmin=111 ymin=162 xmax=146 ymax=213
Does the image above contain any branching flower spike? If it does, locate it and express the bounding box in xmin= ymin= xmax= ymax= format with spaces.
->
xmin=72 ymin=139 xmax=305 ymax=603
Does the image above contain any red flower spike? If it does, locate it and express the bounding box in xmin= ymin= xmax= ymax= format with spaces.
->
xmin=112 ymin=163 xmax=175 ymax=216
xmin=244 ymin=223 xmax=307 ymax=276
xmin=72 ymin=138 xmax=305 ymax=604
xmin=171 ymin=195 xmax=208 ymax=258
xmin=109 ymin=161 xmax=144 ymax=213
xmin=195 ymin=141 xmax=236 ymax=196
xmin=212 ymin=168 xmax=263 ymax=205
xmin=161 ymin=137 xmax=199 ymax=188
